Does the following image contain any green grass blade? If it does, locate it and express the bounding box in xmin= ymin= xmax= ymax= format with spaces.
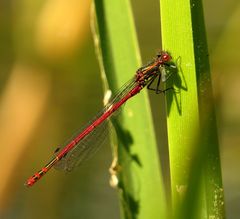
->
xmin=160 ymin=0 xmax=225 ymax=218
xmin=93 ymin=1 xmax=166 ymax=218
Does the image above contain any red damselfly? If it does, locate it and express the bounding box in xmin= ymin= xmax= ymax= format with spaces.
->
xmin=25 ymin=51 xmax=174 ymax=187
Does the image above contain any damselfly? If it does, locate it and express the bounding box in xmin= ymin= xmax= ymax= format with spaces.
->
xmin=25 ymin=51 xmax=175 ymax=187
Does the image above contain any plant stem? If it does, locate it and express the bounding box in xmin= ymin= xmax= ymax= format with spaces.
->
xmin=93 ymin=1 xmax=166 ymax=218
xmin=160 ymin=0 xmax=225 ymax=218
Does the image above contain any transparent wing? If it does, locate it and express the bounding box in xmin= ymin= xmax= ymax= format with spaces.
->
xmin=54 ymin=77 xmax=137 ymax=172
xmin=54 ymin=119 xmax=110 ymax=171
xmin=161 ymin=64 xmax=177 ymax=82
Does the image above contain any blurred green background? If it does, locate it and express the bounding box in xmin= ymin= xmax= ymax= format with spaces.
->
xmin=0 ymin=0 xmax=239 ymax=218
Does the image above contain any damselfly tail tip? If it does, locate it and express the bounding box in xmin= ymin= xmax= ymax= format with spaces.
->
xmin=24 ymin=177 xmax=35 ymax=187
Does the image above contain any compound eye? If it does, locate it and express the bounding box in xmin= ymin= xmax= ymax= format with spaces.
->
xmin=162 ymin=53 xmax=170 ymax=61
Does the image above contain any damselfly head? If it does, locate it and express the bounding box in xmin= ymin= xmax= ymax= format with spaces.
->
xmin=157 ymin=51 xmax=171 ymax=63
